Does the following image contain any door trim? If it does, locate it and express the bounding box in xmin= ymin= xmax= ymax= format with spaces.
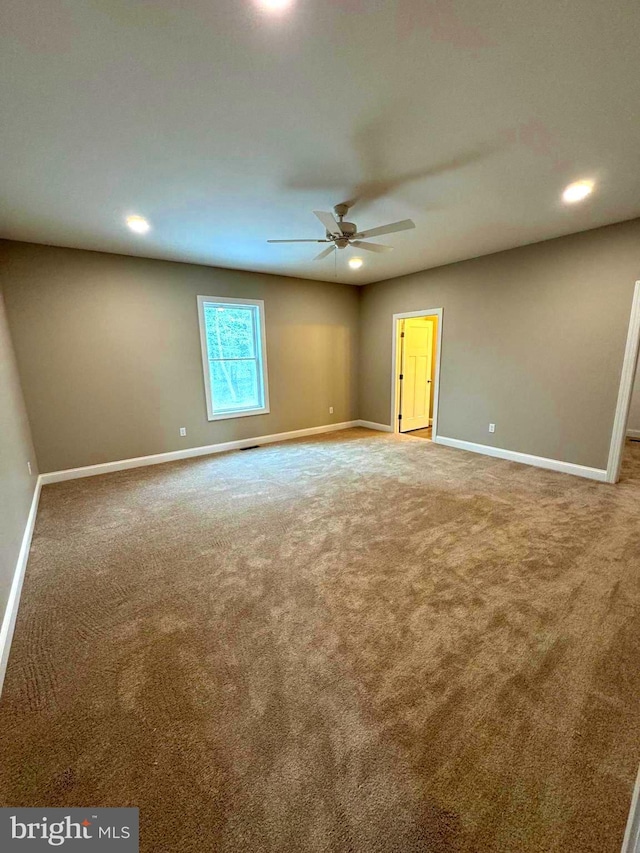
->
xmin=606 ymin=280 xmax=640 ymax=484
xmin=621 ymin=763 xmax=640 ymax=853
xmin=391 ymin=309 xmax=443 ymax=437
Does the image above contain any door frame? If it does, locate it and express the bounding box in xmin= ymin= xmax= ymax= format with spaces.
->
xmin=606 ymin=280 xmax=640 ymax=483
xmin=391 ymin=308 xmax=443 ymax=437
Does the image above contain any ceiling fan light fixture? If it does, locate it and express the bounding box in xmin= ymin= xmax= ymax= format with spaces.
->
xmin=349 ymin=257 xmax=364 ymax=270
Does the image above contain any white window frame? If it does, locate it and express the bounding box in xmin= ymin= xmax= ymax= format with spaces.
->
xmin=197 ymin=295 xmax=270 ymax=421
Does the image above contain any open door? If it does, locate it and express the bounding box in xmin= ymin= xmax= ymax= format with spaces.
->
xmin=399 ymin=317 xmax=435 ymax=432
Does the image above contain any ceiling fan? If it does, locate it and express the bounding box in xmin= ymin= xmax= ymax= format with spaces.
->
xmin=267 ymin=204 xmax=415 ymax=260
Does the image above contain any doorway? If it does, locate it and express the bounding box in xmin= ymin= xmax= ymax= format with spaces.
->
xmin=607 ymin=280 xmax=640 ymax=482
xmin=391 ymin=309 xmax=443 ymax=440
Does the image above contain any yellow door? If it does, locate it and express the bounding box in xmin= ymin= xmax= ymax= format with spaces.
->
xmin=400 ymin=317 xmax=434 ymax=432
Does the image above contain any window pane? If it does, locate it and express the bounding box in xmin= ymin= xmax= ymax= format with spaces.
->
xmin=210 ymin=359 xmax=261 ymax=412
xmin=204 ymin=305 xmax=256 ymax=360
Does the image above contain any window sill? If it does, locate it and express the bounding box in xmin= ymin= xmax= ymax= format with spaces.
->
xmin=206 ymin=406 xmax=270 ymax=422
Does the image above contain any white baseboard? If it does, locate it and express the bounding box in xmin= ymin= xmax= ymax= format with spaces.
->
xmin=434 ymin=435 xmax=608 ymax=482
xmin=622 ymin=764 xmax=640 ymax=853
xmin=627 ymin=429 xmax=640 ymax=439
xmin=0 ymin=477 xmax=42 ymax=696
xmin=40 ymin=421 xmax=360 ymax=484
xmin=357 ymin=420 xmax=393 ymax=432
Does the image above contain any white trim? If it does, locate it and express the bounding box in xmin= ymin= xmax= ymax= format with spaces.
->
xmin=434 ymin=435 xmax=608 ymax=482
xmin=197 ymin=295 xmax=270 ymax=422
xmin=40 ymin=422 xmax=360 ymax=484
xmin=357 ymin=420 xmax=393 ymax=432
xmin=390 ymin=309 xmax=443 ymax=438
xmin=627 ymin=429 xmax=640 ymax=439
xmin=607 ymin=282 xmax=640 ymax=484
xmin=621 ymin=765 xmax=640 ymax=853
xmin=0 ymin=477 xmax=42 ymax=696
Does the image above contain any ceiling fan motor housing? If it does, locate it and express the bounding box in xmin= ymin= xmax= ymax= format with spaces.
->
xmin=327 ymin=220 xmax=358 ymax=249
xmin=327 ymin=219 xmax=357 ymax=249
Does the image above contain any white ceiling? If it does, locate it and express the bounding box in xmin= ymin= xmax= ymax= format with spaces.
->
xmin=2 ymin=0 xmax=639 ymax=285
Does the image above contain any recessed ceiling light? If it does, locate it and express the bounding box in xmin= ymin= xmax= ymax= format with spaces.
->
xmin=126 ymin=215 xmax=150 ymax=234
xmin=256 ymin=0 xmax=294 ymax=11
xmin=349 ymin=257 xmax=364 ymax=270
xmin=562 ymin=180 xmax=594 ymax=204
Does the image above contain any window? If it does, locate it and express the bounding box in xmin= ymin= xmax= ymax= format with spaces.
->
xmin=197 ymin=296 xmax=269 ymax=421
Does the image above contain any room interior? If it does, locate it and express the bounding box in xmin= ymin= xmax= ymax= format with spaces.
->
xmin=2 ymin=2 xmax=640 ymax=852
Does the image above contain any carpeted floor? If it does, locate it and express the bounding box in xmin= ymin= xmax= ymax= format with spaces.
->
xmin=1 ymin=429 xmax=640 ymax=852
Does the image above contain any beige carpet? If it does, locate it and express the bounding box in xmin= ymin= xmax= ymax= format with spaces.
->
xmin=1 ymin=429 xmax=640 ymax=852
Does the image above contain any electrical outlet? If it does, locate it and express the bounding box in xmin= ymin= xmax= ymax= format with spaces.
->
xmin=329 ymin=407 xmax=334 ymax=415
xmin=179 ymin=427 xmax=187 ymax=437
xmin=27 ymin=461 xmax=32 ymax=475
xmin=489 ymin=423 xmax=496 ymax=433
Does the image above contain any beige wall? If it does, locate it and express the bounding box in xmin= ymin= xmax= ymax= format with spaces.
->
xmin=3 ymin=219 xmax=640 ymax=477
xmin=0 ymin=242 xmax=359 ymax=473
xmin=0 ymin=286 xmax=38 ymax=618
xmin=360 ymin=219 xmax=640 ymax=470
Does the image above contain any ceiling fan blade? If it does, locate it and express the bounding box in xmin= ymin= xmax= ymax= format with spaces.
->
xmin=314 ymin=246 xmax=336 ymax=261
xmin=355 ymin=219 xmax=415 ymax=240
xmin=349 ymin=131 xmax=503 ymax=208
xmin=267 ymin=239 xmax=327 ymax=243
xmin=313 ymin=210 xmax=344 ymax=236
xmin=351 ymin=241 xmax=393 ymax=254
